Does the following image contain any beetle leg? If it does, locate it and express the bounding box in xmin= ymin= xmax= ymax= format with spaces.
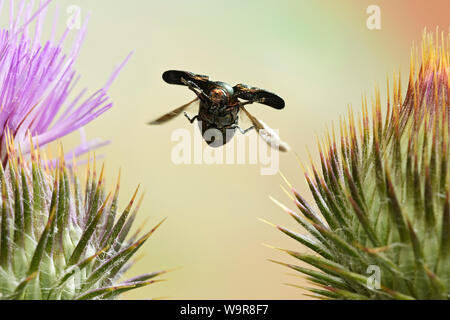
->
xmin=184 ymin=112 xmax=198 ymax=123
xmin=181 ymin=77 xmax=210 ymax=100
xmin=233 ymin=125 xmax=255 ymax=134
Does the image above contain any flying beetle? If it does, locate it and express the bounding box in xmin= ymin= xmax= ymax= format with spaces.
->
xmin=148 ymin=70 xmax=289 ymax=151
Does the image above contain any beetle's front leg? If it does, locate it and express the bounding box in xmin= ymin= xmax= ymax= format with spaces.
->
xmin=181 ymin=77 xmax=209 ymax=100
xmin=184 ymin=112 xmax=198 ymax=124
xmin=233 ymin=125 xmax=255 ymax=134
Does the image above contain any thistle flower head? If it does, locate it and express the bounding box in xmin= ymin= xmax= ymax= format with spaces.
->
xmin=0 ymin=0 xmax=131 ymax=163
xmin=0 ymin=136 xmax=166 ymax=300
xmin=271 ymin=31 xmax=449 ymax=300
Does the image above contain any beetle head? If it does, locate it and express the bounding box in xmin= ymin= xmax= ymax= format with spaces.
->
xmin=209 ymin=82 xmax=234 ymax=106
xmin=209 ymin=88 xmax=227 ymax=105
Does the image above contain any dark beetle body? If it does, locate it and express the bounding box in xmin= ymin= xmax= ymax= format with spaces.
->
xmin=155 ymin=70 xmax=286 ymax=148
xmin=196 ymin=81 xmax=240 ymax=146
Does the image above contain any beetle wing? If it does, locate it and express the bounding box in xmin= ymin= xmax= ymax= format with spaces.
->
xmin=148 ymin=98 xmax=199 ymax=125
xmin=163 ymin=70 xmax=210 ymax=90
xmin=234 ymin=84 xmax=285 ymax=109
xmin=239 ymin=107 xmax=290 ymax=152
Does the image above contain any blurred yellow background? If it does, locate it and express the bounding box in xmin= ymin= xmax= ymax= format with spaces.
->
xmin=1 ymin=0 xmax=449 ymax=299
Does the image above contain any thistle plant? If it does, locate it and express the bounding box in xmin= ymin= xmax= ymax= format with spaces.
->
xmin=0 ymin=0 xmax=130 ymax=163
xmin=0 ymin=138 xmax=167 ymax=300
xmin=0 ymin=1 xmax=166 ymax=300
xmin=269 ymin=32 xmax=449 ymax=300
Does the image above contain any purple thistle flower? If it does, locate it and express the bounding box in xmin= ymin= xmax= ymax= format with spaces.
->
xmin=0 ymin=1 xmax=167 ymax=300
xmin=0 ymin=0 xmax=131 ymax=163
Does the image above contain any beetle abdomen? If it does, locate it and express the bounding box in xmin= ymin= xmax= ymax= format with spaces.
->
xmin=198 ymin=121 xmax=236 ymax=148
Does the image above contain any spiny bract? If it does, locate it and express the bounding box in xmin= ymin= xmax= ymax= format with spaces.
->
xmin=0 ymin=137 xmax=166 ymax=300
xmin=271 ymin=31 xmax=449 ymax=300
